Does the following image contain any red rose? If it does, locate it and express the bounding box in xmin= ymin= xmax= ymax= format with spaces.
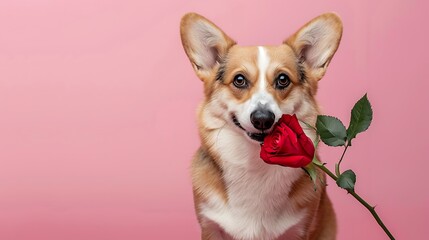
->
xmin=260 ymin=114 xmax=315 ymax=168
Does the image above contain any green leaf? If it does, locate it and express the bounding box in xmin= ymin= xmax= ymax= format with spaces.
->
xmin=316 ymin=115 xmax=347 ymax=146
xmin=347 ymin=94 xmax=373 ymax=145
xmin=303 ymin=163 xmax=318 ymax=191
xmin=336 ymin=169 xmax=356 ymax=191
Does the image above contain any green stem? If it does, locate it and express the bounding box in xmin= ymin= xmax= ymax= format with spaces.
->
xmin=316 ymin=164 xmax=395 ymax=240
xmin=318 ymin=164 xmax=337 ymax=180
xmin=335 ymin=143 xmax=349 ymax=176
xmin=339 ymin=144 xmax=349 ymax=166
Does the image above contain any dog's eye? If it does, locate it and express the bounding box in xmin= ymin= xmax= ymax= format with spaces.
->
xmin=275 ymin=73 xmax=291 ymax=89
xmin=233 ymin=74 xmax=248 ymax=89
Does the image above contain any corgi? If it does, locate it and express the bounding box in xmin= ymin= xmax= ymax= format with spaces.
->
xmin=180 ymin=12 xmax=343 ymax=240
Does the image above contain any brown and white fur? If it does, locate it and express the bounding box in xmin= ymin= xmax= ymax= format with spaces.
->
xmin=180 ymin=13 xmax=343 ymax=240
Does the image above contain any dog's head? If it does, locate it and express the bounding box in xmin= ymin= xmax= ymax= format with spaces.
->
xmin=181 ymin=13 xmax=342 ymax=143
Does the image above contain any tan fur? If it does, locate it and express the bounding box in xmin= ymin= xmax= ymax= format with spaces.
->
xmin=181 ymin=12 xmax=342 ymax=240
xmin=220 ymin=46 xmax=259 ymax=102
xmin=221 ymin=45 xmax=305 ymax=103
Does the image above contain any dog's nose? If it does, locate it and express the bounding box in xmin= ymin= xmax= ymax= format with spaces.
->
xmin=250 ymin=109 xmax=275 ymax=131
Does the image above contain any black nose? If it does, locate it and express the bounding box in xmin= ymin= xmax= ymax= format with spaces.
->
xmin=250 ymin=109 xmax=275 ymax=131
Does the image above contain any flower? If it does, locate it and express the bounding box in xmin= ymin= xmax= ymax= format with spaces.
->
xmin=260 ymin=114 xmax=315 ymax=168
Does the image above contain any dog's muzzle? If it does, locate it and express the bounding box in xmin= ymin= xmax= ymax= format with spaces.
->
xmin=232 ymin=114 xmax=268 ymax=143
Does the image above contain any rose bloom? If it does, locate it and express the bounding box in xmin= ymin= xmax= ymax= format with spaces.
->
xmin=260 ymin=114 xmax=315 ymax=168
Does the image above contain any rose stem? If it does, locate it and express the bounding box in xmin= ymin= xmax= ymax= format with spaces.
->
xmin=317 ymin=164 xmax=395 ymax=240
xmin=335 ymin=143 xmax=349 ymax=177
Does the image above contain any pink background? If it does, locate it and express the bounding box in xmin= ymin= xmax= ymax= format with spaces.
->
xmin=0 ymin=0 xmax=428 ymax=239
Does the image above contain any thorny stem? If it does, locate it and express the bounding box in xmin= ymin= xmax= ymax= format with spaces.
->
xmin=335 ymin=143 xmax=349 ymax=176
xmin=317 ymin=164 xmax=395 ymax=240
xmin=339 ymin=144 xmax=349 ymax=166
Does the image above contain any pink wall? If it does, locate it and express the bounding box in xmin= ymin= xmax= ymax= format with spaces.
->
xmin=0 ymin=0 xmax=427 ymax=239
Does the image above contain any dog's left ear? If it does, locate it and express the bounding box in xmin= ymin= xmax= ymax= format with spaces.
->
xmin=285 ymin=13 xmax=343 ymax=81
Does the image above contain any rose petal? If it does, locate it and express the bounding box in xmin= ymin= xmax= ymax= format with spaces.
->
xmin=286 ymin=114 xmax=305 ymax=135
xmin=265 ymin=155 xmax=312 ymax=168
xmin=276 ymin=127 xmax=298 ymax=154
xmin=260 ymin=114 xmax=315 ymax=168
xmin=263 ymin=130 xmax=283 ymax=154
xmin=280 ymin=114 xmax=292 ymax=125
xmin=298 ymin=135 xmax=315 ymax=158
xmin=260 ymin=147 xmax=271 ymax=163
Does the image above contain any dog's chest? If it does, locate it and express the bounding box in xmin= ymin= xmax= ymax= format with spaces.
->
xmin=200 ymin=130 xmax=306 ymax=240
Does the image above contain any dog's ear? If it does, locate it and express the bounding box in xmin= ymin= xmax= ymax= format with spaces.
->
xmin=285 ymin=13 xmax=343 ymax=81
xmin=180 ymin=13 xmax=236 ymax=81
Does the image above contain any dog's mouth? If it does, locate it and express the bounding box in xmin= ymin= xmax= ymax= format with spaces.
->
xmin=232 ymin=114 xmax=268 ymax=143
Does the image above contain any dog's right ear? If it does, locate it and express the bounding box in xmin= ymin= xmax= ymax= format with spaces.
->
xmin=180 ymin=13 xmax=236 ymax=81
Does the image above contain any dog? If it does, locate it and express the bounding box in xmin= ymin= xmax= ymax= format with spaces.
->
xmin=180 ymin=12 xmax=343 ymax=240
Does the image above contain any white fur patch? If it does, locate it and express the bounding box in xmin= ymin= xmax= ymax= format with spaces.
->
xmin=234 ymin=47 xmax=282 ymax=133
xmin=257 ymin=46 xmax=269 ymax=93
xmin=200 ymin=126 xmax=306 ymax=240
